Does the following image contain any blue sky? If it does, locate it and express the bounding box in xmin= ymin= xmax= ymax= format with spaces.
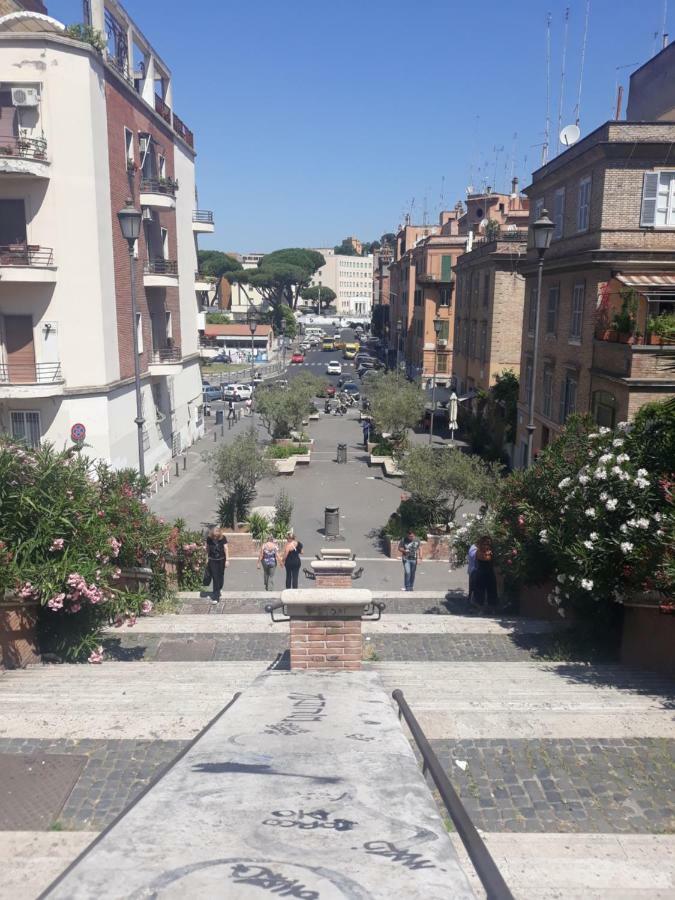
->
xmin=48 ymin=0 xmax=671 ymax=253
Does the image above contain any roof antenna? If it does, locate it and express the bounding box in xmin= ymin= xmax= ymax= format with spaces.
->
xmin=663 ymin=0 xmax=669 ymax=47
xmin=439 ymin=175 xmax=445 ymax=213
xmin=557 ymin=7 xmax=570 ymax=155
xmin=543 ymin=11 xmax=552 ymax=165
xmin=574 ymin=0 xmax=591 ymax=128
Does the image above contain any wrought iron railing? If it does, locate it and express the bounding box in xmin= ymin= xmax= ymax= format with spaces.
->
xmin=0 ymin=362 xmax=63 ymax=384
xmin=0 ymin=245 xmax=54 ymax=266
xmin=172 ymin=112 xmax=194 ymax=148
xmin=144 ymin=259 xmax=178 ymax=276
xmin=154 ymin=93 xmax=172 ymax=125
xmin=417 ymin=271 xmax=455 ymax=284
xmin=140 ymin=177 xmax=178 ymax=197
xmin=150 ymin=347 xmax=181 ymax=364
xmin=392 ymin=689 xmax=515 ymax=900
xmin=473 ymin=229 xmax=529 ymax=247
xmin=193 ymin=210 xmax=214 ymax=224
xmin=0 ymin=136 xmax=48 ymax=161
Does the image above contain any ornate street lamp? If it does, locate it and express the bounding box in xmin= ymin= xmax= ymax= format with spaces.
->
xmin=428 ymin=317 xmax=443 ymax=445
xmin=117 ymin=199 xmax=145 ymax=479
xmin=525 ymin=209 xmax=555 ymax=468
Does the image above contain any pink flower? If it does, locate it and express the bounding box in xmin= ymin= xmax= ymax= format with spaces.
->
xmin=113 ymin=614 xmax=125 ymax=628
xmin=47 ymin=593 xmax=65 ymax=611
xmin=49 ymin=538 xmax=65 ymax=552
xmin=18 ymin=582 xmax=35 ymax=599
xmin=126 ymin=612 xmax=137 ymax=626
xmin=88 ymin=646 xmax=104 ymax=664
xmin=97 ymin=510 xmax=105 ymax=518
xmin=141 ymin=599 xmax=153 ymax=615
xmin=112 ymin=567 xmax=122 ymax=580
xmin=517 ymin=515 xmax=526 ymax=527
xmin=109 ymin=537 xmax=122 ymax=557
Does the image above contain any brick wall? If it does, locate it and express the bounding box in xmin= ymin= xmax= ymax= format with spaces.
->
xmin=105 ymin=75 xmax=181 ymax=381
xmin=314 ymin=573 xmax=353 ymax=589
xmin=290 ymin=618 xmax=362 ymax=670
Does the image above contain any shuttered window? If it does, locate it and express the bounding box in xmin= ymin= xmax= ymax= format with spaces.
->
xmin=577 ymin=177 xmax=591 ymax=231
xmin=440 ymin=255 xmax=452 ymax=280
xmin=570 ymin=283 xmax=585 ymax=341
xmin=553 ymin=188 xmax=565 ymax=239
xmin=546 ymin=286 xmax=559 ymax=334
xmin=527 ymin=286 xmax=537 ymax=335
xmin=640 ymin=171 xmax=675 ymax=226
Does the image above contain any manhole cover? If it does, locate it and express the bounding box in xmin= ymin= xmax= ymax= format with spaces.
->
xmin=0 ymin=753 xmax=86 ymax=830
xmin=157 ymin=638 xmax=216 ymax=661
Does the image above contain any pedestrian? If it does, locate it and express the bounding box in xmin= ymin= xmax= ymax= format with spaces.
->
xmin=398 ymin=529 xmax=422 ymax=592
xmin=282 ymin=532 xmax=303 ymax=589
xmin=469 ymin=536 xmax=498 ymax=611
xmin=245 ymin=397 xmax=253 ymax=417
xmin=361 ymin=417 xmax=371 ymax=451
xmin=205 ymin=526 xmax=228 ymax=604
xmin=227 ymin=397 xmax=236 ymax=428
xmin=258 ymin=534 xmax=281 ymax=591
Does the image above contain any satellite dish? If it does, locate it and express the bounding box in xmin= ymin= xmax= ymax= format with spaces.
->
xmin=480 ymin=218 xmax=489 ymax=230
xmin=560 ymin=124 xmax=581 ymax=147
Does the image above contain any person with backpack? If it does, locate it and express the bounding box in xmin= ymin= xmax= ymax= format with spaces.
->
xmin=257 ymin=535 xmax=281 ymax=591
xmin=204 ymin=526 xmax=228 ymax=604
xmin=398 ymin=529 xmax=423 ymax=592
xmin=282 ymin=532 xmax=303 ymax=589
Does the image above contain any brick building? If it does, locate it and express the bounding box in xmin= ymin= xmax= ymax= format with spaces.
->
xmin=372 ymin=246 xmax=392 ymax=340
xmin=0 ymin=0 xmax=212 ymax=468
xmin=515 ymin=120 xmax=675 ymax=465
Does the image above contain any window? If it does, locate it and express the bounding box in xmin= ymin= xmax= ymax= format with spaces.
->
xmin=161 ymin=227 xmax=168 ymax=259
xmin=593 ymin=390 xmax=617 ymax=429
xmin=546 ymin=286 xmax=559 ymax=334
xmin=135 ymin=312 xmax=143 ymax=354
xmin=570 ymin=282 xmax=585 ymax=342
xmin=437 ymin=319 xmax=450 ymax=342
xmin=542 ymin=366 xmax=553 ymax=418
xmin=577 ymin=176 xmax=591 ymax=231
xmin=439 ymin=287 xmax=451 ymax=307
xmin=440 ymin=254 xmax=452 ymax=281
xmin=124 ymin=127 xmax=134 ymax=164
xmin=10 ymin=410 xmax=41 ymax=448
xmin=479 ymin=321 xmax=488 ymax=363
xmin=469 ymin=320 xmax=477 ymax=358
xmin=482 ymin=270 xmax=491 ymax=307
xmin=559 ymin=373 xmax=578 ymax=423
xmin=158 ymin=155 xmax=166 ymax=179
xmin=165 ymin=310 xmax=172 ymax=339
xmin=553 ymin=187 xmax=565 ymax=239
xmin=641 ymin=171 xmax=675 ymax=227
xmin=527 ymin=286 xmax=538 ymax=335
xmin=414 ymin=288 xmax=422 ymax=307
xmin=524 ymin=358 xmax=533 ymax=406
xmin=533 ymin=197 xmax=544 ymax=221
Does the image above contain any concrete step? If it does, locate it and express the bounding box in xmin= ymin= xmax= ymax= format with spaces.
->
xmin=43 ymin=670 xmax=475 ymax=899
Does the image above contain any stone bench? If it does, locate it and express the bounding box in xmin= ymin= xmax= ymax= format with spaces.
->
xmin=310 ymin=558 xmax=356 ymax=588
xmin=318 ymin=547 xmax=353 ymax=560
xmin=274 ymin=458 xmax=297 ymax=475
xmin=383 ymin=457 xmax=403 ymax=477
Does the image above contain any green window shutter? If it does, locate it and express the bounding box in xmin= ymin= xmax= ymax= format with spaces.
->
xmin=441 ymin=255 xmax=452 ymax=280
xmin=439 ymin=320 xmax=450 ymax=341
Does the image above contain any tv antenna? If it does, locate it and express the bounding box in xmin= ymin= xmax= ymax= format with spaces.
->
xmin=574 ymin=0 xmax=591 ymax=128
xmin=543 ymin=12 xmax=552 ymax=165
xmin=492 ymin=145 xmax=504 ymax=192
xmin=557 ymin=7 xmax=570 ymax=155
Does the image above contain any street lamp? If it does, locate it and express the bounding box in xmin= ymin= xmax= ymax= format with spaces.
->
xmin=428 ymin=317 xmax=443 ymax=445
xmin=526 ymin=208 xmax=555 ymax=468
xmin=117 ymin=199 xmax=145 ymax=480
xmin=280 ymin=318 xmax=287 ymax=369
xmin=396 ymin=317 xmax=402 ymax=380
xmin=247 ymin=308 xmax=258 ymax=384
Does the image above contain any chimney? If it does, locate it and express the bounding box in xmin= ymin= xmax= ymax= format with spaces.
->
xmin=511 ymin=176 xmax=519 ymax=197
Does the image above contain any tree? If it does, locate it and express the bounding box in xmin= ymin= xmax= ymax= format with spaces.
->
xmin=205 ymin=311 xmax=231 ymax=325
xmin=258 ymin=303 xmax=298 ymax=338
xmin=209 ymin=429 xmax=274 ymax=527
xmin=255 ymin=373 xmax=322 ymax=438
xmin=334 ymin=241 xmax=358 ymax=256
xmin=197 ymin=250 xmax=243 ymax=278
xmin=380 ymin=233 xmax=396 ymax=248
xmin=300 ymin=285 xmax=337 ymax=311
xmin=364 ymin=372 xmax=425 ymax=445
xmin=401 ymin=446 xmax=501 ymax=524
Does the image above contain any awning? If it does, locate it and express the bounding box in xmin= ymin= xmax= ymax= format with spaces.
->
xmin=615 ymin=273 xmax=675 ymax=292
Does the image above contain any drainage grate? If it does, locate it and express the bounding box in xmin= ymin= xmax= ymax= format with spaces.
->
xmin=0 ymin=753 xmax=86 ymax=830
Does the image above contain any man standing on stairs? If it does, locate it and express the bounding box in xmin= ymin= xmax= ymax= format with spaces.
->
xmin=398 ymin=529 xmax=423 ymax=591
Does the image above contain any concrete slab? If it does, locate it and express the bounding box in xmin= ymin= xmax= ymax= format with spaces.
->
xmin=43 ymin=670 xmax=475 ymax=899
xmin=375 ymin=662 xmax=675 ymax=739
xmin=0 ymin=832 xmax=95 ymax=900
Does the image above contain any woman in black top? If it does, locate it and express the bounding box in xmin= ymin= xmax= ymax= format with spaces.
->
xmin=205 ymin=526 xmax=228 ymax=603
xmin=282 ymin=532 xmax=303 ymax=589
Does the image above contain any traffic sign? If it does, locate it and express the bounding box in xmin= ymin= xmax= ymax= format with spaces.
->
xmin=70 ymin=422 xmax=86 ymax=443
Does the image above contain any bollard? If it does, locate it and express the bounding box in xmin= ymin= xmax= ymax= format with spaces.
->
xmin=175 ymin=460 xmax=179 ymax=478
xmin=183 ymin=455 xmax=187 ymax=470
xmin=337 ymin=443 xmax=347 ymax=464
xmin=221 ymin=424 xmax=224 ymax=437
xmin=213 ymin=430 xmax=217 ymax=442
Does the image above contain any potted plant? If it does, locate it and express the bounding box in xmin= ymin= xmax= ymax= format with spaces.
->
xmin=0 ymin=145 xmax=14 ymax=156
xmin=613 ymin=289 xmax=638 ymax=343
xmin=648 ymin=312 xmax=675 ymax=345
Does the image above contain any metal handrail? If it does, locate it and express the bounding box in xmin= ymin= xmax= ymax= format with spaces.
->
xmin=150 ymin=347 xmax=181 ymax=364
xmin=0 ymin=245 xmax=54 ymax=266
xmin=193 ymin=210 xmax=214 ymax=224
xmin=140 ymin=177 xmax=178 ymax=197
xmin=144 ymin=259 xmax=178 ymax=276
xmin=154 ymin=93 xmax=172 ymax=124
xmin=172 ymin=111 xmax=194 ymax=148
xmin=0 ymin=362 xmax=63 ymax=384
xmin=392 ymin=689 xmax=514 ymax=900
xmin=473 ymin=230 xmax=528 ymax=247
xmin=0 ymin=135 xmax=48 ymax=160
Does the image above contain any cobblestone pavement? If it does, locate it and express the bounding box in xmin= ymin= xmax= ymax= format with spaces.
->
xmin=428 ymin=738 xmax=675 ymax=834
xmin=102 ymin=631 xmax=563 ymax=662
xmin=0 ymin=739 xmax=186 ymax=831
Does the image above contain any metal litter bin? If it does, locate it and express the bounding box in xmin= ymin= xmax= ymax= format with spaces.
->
xmin=215 ymin=409 xmax=224 ymax=425
xmin=325 ymin=506 xmax=340 ymax=538
xmin=337 ymin=443 xmax=347 ymax=464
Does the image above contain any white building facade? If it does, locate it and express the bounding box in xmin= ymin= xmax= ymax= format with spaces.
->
xmin=0 ymin=1 xmax=210 ymax=470
xmin=312 ymin=249 xmax=373 ymax=318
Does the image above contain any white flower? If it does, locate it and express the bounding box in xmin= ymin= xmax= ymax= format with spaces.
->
xmin=578 ymin=473 xmax=590 ymax=485
xmin=611 ymin=466 xmax=623 ymax=477
xmin=620 ymin=541 xmax=634 ymax=554
xmin=558 ymin=477 xmax=571 ymax=489
xmin=585 ymin=508 xmax=596 ymax=518
xmin=612 ymin=439 xmax=624 ymax=448
xmin=583 ymin=540 xmax=594 ymax=549
xmin=616 ymin=421 xmax=630 ymax=432
xmin=558 ymin=608 xmax=566 ymax=618
xmin=600 ymin=491 xmax=609 ymax=502
xmin=557 ymin=574 xmax=566 ymax=583
xmin=618 ymin=470 xmax=631 ymax=482
xmin=637 ymin=468 xmax=649 ymax=478
xmin=539 ymin=529 xmax=549 ymax=544
xmin=590 ymin=532 xmax=599 ymax=540
xmin=599 ymin=427 xmax=610 ymax=435
xmin=657 ymin=529 xmax=664 ymax=536
xmin=594 ymin=469 xmax=608 ymax=481
xmin=653 ymin=512 xmax=662 ymax=522
xmin=588 ymin=433 xmax=600 ymax=439
xmin=626 ymin=518 xmax=637 ymax=528
xmin=581 ymin=578 xmax=594 ymax=590
xmin=605 ymin=498 xmax=618 ymax=511
xmin=620 ymin=524 xmax=628 ymax=534
xmin=599 ymin=453 xmax=614 ymax=465
xmin=636 ymin=518 xmax=649 ymax=529
xmin=634 ymin=477 xmax=650 ymax=489
xmin=616 ymin=453 xmax=630 ymax=464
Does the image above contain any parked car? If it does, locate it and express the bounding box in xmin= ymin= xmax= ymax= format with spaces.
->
xmin=202 ymin=385 xmax=222 ymax=403
xmin=326 ymin=360 xmax=342 ymax=375
xmin=291 ymin=352 xmax=305 ymax=364
xmin=342 ymin=381 xmax=360 ymax=400
xmin=212 ymin=352 xmax=231 ymax=363
xmin=223 ymin=383 xmax=252 ymax=401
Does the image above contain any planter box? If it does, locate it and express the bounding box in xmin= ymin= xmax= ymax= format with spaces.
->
xmin=515 ymin=580 xmax=562 ymax=621
xmin=274 ymin=438 xmax=315 ymax=448
xmin=0 ymin=598 xmax=40 ymax=669
xmin=620 ymin=593 xmax=675 ymax=678
xmin=424 ymin=534 xmax=452 ymax=560
xmin=222 ymin=532 xmax=259 ymax=557
xmin=116 ymin=567 xmax=153 ymax=593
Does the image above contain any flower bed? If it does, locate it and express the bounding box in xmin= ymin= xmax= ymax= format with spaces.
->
xmin=266 ymin=444 xmax=311 ymax=459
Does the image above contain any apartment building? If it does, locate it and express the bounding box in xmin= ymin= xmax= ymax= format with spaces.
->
xmin=372 ymin=246 xmax=392 ymax=339
xmin=311 ymin=249 xmax=373 ymax=318
xmin=515 ymin=117 xmax=675 ymax=465
xmin=0 ymin=0 xmax=211 ymax=468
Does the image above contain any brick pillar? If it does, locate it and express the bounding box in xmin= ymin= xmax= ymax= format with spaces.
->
xmin=310 ymin=559 xmax=355 ymax=587
xmin=290 ymin=618 xmax=362 ymax=670
xmin=314 ymin=573 xmax=353 ymax=589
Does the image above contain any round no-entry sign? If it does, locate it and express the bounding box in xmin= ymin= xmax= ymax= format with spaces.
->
xmin=71 ymin=423 xmax=86 ymax=443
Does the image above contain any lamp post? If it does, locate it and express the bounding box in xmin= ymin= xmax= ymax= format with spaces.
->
xmin=428 ymin=317 xmax=443 ymax=445
xmin=117 ymin=199 xmax=145 ymax=480
xmin=526 ymin=209 xmax=555 ymax=468
xmin=280 ymin=318 xmax=287 ymax=369
xmin=396 ymin=317 xmax=402 ymax=380
xmin=247 ymin=308 xmax=258 ymax=385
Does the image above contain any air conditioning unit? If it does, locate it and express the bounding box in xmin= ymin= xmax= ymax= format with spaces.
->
xmin=12 ymin=87 xmax=39 ymax=107
xmin=437 ymin=339 xmax=448 ymax=347
xmin=142 ymin=208 xmax=154 ymax=222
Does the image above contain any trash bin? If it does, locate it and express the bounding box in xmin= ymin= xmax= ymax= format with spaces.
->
xmin=325 ymin=506 xmax=340 ymax=538
xmin=337 ymin=443 xmax=347 ymax=464
xmin=215 ymin=409 xmax=224 ymax=425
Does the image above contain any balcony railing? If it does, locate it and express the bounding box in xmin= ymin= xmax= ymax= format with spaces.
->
xmin=193 ymin=210 xmax=214 ymax=224
xmin=417 ymin=271 xmax=455 ymax=284
xmin=473 ymin=229 xmax=529 ymax=248
xmin=154 ymin=93 xmax=172 ymax=125
xmin=195 ymin=270 xmax=216 ymax=284
xmin=140 ymin=177 xmax=178 ymax=197
xmin=150 ymin=347 xmax=181 ymax=364
xmin=172 ymin=112 xmax=194 ymax=148
xmin=0 ymin=362 xmax=63 ymax=384
xmin=145 ymin=259 xmax=178 ymax=276
xmin=0 ymin=136 xmax=48 ymax=161
xmin=0 ymin=245 xmax=54 ymax=266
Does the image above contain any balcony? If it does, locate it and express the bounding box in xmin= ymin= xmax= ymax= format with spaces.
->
xmin=0 ymin=136 xmax=49 ymax=179
xmin=154 ymin=93 xmax=172 ymax=126
xmin=0 ymin=362 xmax=64 ymax=398
xmin=192 ymin=210 xmax=215 ymax=233
xmin=172 ymin=112 xmax=194 ymax=149
xmin=148 ymin=346 xmax=182 ymax=376
xmin=194 ymin=270 xmax=217 ymax=292
xmin=416 ymin=271 xmax=455 ymax=285
xmin=592 ymin=338 xmax=675 ymax=382
xmin=0 ymin=245 xmax=57 ymax=283
xmin=472 ymin=229 xmax=529 ymax=249
xmin=143 ymin=259 xmax=178 ymax=288
xmin=139 ymin=178 xmax=177 ymax=211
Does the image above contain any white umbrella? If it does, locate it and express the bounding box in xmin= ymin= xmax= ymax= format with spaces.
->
xmin=448 ymin=392 xmax=459 ymax=431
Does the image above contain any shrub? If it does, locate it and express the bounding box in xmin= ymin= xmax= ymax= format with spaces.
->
xmin=255 ymin=373 xmax=322 ymax=438
xmin=209 ymin=428 xmax=274 ymax=527
xmin=383 ymin=498 xmax=437 ymax=541
xmin=365 ymin=372 xmax=426 ymax=445
xmin=246 ymin=512 xmax=270 ymax=542
xmin=265 ymin=444 xmax=310 ymax=459
xmin=273 ymin=490 xmax=294 ymax=538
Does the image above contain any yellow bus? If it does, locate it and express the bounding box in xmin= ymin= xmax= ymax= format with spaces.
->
xmin=343 ymin=342 xmax=359 ymax=359
xmin=322 ymin=338 xmax=335 ymax=351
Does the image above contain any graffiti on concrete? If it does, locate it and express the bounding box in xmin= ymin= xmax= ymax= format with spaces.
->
xmin=263 ymin=808 xmax=356 ymax=831
xmin=363 ymin=840 xmax=436 ymax=870
xmin=229 ymin=863 xmax=319 ymax=899
xmin=264 ymin=693 xmax=327 ymax=736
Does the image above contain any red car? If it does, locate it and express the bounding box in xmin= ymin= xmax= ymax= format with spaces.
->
xmin=291 ymin=352 xmax=305 ymax=364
